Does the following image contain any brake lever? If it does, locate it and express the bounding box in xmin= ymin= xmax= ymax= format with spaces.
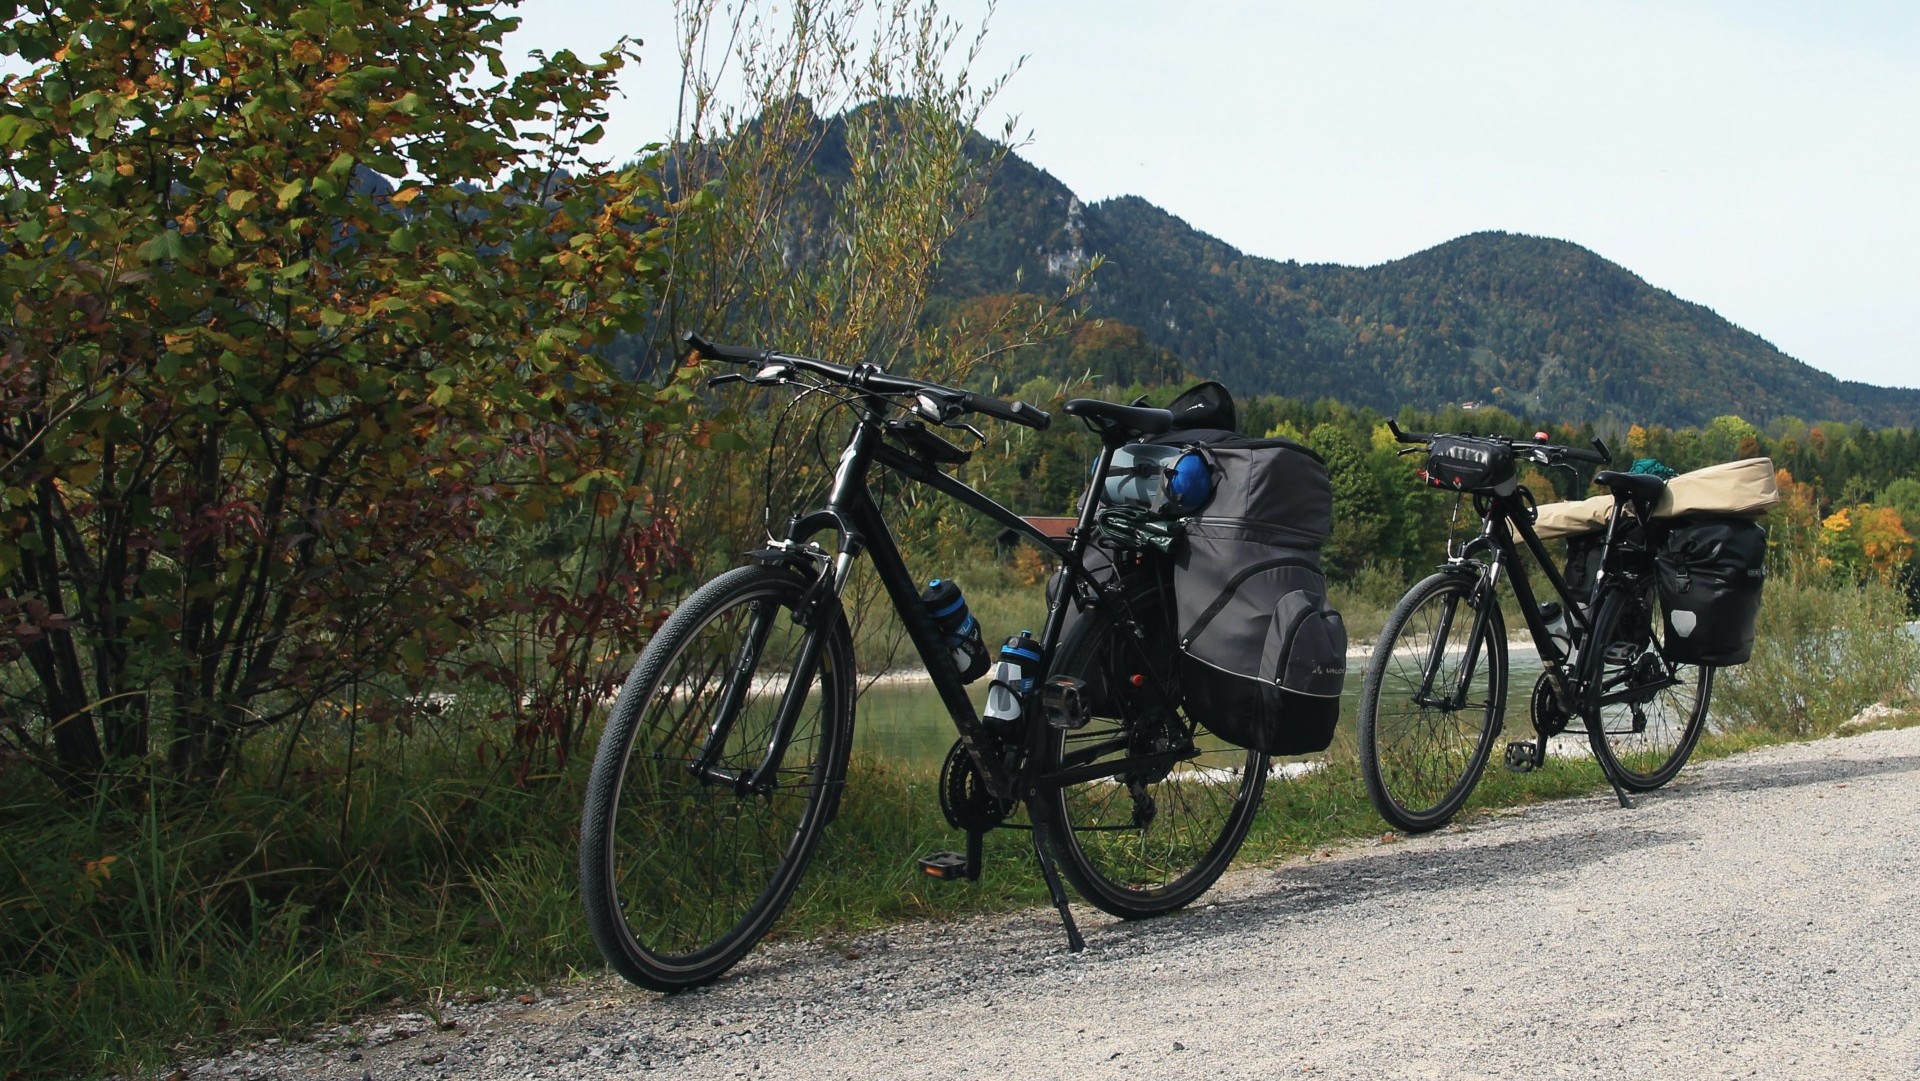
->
xmin=707 ymin=373 xmax=746 ymax=388
xmin=949 ymin=420 xmax=986 ymax=443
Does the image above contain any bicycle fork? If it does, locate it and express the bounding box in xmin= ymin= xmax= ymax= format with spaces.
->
xmin=688 ymin=568 xmax=841 ymax=796
xmin=1412 ymin=579 xmax=1494 ymax=714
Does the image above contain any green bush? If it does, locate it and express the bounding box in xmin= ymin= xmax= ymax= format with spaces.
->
xmin=1715 ymin=549 xmax=1920 ymax=738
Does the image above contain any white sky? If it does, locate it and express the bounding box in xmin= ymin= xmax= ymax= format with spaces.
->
xmin=181 ymin=1 xmax=1890 ymax=394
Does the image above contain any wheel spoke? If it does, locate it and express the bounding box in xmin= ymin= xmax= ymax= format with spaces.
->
xmin=1046 ymin=574 xmax=1266 ymax=918
xmin=579 ymin=566 xmax=851 ymax=991
xmin=1360 ymin=573 xmax=1503 ymax=832
xmin=1584 ymin=586 xmax=1711 ymax=790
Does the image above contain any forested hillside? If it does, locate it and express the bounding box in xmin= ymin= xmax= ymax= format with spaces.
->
xmin=936 ymin=146 xmax=1920 ymax=430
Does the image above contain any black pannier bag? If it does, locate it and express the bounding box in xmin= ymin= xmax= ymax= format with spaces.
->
xmin=1654 ymin=516 xmax=1768 ymax=666
xmin=1560 ymin=533 xmax=1604 ymax=606
xmin=1559 ymin=516 xmax=1644 ymax=605
xmin=1425 ymin=435 xmax=1518 ymax=495
xmin=1173 ymin=438 xmax=1347 ymax=755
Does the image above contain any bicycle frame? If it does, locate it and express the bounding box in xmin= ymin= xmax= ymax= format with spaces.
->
xmin=1413 ymin=483 xmax=1681 ymax=804
xmin=692 ymin=392 xmax=1166 ymax=811
xmin=1423 ymin=486 xmax=1658 ymax=713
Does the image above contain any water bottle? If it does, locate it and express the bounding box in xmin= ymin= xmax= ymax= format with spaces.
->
xmin=1540 ymin=601 xmax=1577 ymax=662
xmin=921 ymin=579 xmax=990 ymax=683
xmin=984 ymin=630 xmax=1041 ymax=736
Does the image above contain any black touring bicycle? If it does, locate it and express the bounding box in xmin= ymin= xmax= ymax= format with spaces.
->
xmin=1356 ymin=423 xmax=1771 ymax=833
xmin=579 ymin=335 xmax=1346 ymax=991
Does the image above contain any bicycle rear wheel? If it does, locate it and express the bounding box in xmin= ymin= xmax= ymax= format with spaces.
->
xmin=579 ymin=564 xmax=854 ymax=991
xmin=1043 ymin=574 xmax=1269 ymax=919
xmin=1358 ymin=571 xmax=1507 ymax=833
xmin=1581 ymin=582 xmax=1713 ymax=791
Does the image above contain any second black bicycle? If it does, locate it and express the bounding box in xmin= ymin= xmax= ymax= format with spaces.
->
xmin=1357 ymin=423 xmax=1716 ymax=832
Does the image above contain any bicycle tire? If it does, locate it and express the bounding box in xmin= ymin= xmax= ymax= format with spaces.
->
xmin=579 ymin=564 xmax=854 ymax=991
xmin=1044 ymin=576 xmax=1267 ymax=921
xmin=1043 ymin=573 xmax=1269 ymax=919
xmin=1358 ymin=571 xmax=1507 ymax=833
xmin=1580 ymin=581 xmax=1713 ymax=792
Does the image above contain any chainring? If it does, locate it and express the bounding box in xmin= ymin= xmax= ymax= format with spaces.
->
xmin=938 ymin=739 xmax=1013 ymax=832
xmin=1529 ymin=671 xmax=1571 ymax=738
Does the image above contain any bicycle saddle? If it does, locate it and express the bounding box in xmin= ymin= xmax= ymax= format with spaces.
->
xmin=1063 ymin=399 xmax=1173 ymax=440
xmin=1593 ymin=470 xmax=1667 ymax=516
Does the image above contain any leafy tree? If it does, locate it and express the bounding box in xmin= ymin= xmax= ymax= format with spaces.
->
xmin=1877 ymin=477 xmax=1920 ymax=534
xmin=616 ymin=0 xmax=1079 ymax=676
xmin=1820 ymin=504 xmax=1915 ymax=585
xmin=0 ymin=1 xmax=672 ymax=786
xmin=1701 ymin=415 xmax=1763 ymax=462
xmin=1306 ymin=423 xmax=1388 ymax=580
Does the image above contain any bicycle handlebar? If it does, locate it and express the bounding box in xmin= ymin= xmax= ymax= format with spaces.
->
xmin=683 ymin=331 xmax=1051 ymax=431
xmin=1385 ymin=419 xmax=1611 ymax=466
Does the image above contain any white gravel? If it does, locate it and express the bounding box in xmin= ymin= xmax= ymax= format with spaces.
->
xmin=193 ymin=724 xmax=1920 ymax=1081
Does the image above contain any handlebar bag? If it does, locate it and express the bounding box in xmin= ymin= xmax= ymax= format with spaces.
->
xmin=1172 ymin=438 xmax=1347 ymax=754
xmin=1654 ymin=516 xmax=1768 ymax=666
xmin=1425 ymin=435 xmax=1518 ymax=496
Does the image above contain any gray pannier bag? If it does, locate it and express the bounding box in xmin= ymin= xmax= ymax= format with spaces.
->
xmin=1173 ymin=437 xmax=1347 ymax=755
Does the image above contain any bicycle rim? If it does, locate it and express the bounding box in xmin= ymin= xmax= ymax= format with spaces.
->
xmin=579 ymin=564 xmax=852 ymax=991
xmin=1359 ymin=572 xmax=1506 ymax=833
xmin=1045 ymin=576 xmax=1268 ymax=919
xmin=1582 ymin=584 xmax=1713 ymax=791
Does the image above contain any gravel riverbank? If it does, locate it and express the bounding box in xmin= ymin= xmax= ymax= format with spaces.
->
xmin=194 ymin=724 xmax=1920 ymax=1081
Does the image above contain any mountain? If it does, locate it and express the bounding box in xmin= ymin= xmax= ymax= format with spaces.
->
xmin=937 ymin=150 xmax=1920 ymax=430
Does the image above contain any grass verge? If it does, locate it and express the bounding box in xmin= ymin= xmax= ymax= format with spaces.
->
xmin=4 ymin=559 xmax=1915 ymax=1078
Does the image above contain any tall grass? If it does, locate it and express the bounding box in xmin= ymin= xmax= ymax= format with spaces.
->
xmin=1328 ymin=561 xmax=1414 ymax=647
xmin=1716 ymin=549 xmax=1920 ymax=737
xmin=8 ymin=549 xmax=1918 ymax=1078
xmin=0 ymin=728 xmax=594 ymax=1078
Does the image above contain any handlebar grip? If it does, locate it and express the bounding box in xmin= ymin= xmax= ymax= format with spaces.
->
xmin=962 ymin=392 xmax=1051 ymax=430
xmin=1387 ymin=419 xmax=1433 ymax=444
xmin=682 ymin=330 xmax=768 ymax=365
xmin=1010 ymin=400 xmax=1052 ymax=431
xmin=1565 ymin=439 xmax=1611 ymax=465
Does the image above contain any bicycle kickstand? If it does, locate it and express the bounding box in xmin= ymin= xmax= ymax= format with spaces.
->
xmin=1028 ymin=820 xmax=1086 ymax=952
xmin=1603 ymin=767 xmax=1635 ymax=810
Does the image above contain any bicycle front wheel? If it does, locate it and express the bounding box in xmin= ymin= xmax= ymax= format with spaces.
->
xmin=1043 ymin=574 xmax=1269 ymax=919
xmin=1581 ymin=582 xmax=1713 ymax=791
xmin=1359 ymin=571 xmax=1507 ymax=833
xmin=579 ymin=564 xmax=854 ymax=991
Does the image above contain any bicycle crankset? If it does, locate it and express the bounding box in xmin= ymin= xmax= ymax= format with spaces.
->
xmin=938 ymin=739 xmax=1014 ymax=832
xmin=1529 ymin=671 xmax=1570 ymax=738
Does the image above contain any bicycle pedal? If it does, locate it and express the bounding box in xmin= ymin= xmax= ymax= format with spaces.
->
xmin=1503 ymin=741 xmax=1537 ymax=773
xmin=1040 ymin=675 xmax=1090 ymax=730
xmin=917 ymin=851 xmax=973 ymax=881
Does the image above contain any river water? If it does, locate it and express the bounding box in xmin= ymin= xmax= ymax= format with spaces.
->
xmin=850 ymin=644 xmax=1560 ymax=771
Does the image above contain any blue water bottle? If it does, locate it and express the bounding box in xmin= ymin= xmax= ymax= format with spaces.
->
xmin=984 ymin=630 xmax=1042 ymax=736
xmin=920 ymin=579 xmax=990 ymax=683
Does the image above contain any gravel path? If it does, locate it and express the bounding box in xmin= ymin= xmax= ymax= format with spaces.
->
xmin=198 ymin=724 xmax=1920 ymax=1081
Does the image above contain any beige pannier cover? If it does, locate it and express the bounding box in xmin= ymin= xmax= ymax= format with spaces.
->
xmin=1531 ymin=457 xmax=1779 ymax=540
xmin=1655 ymin=457 xmax=1779 ymax=518
xmin=1533 ymin=495 xmax=1615 ymax=539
